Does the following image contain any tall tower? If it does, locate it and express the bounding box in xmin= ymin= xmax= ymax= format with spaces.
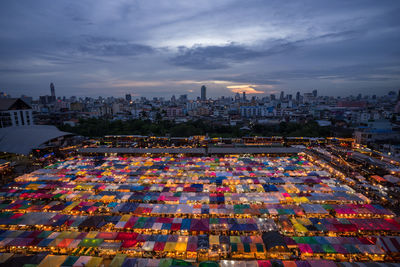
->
xmin=50 ymin=83 xmax=55 ymax=98
xmin=49 ymin=83 xmax=56 ymax=102
xmin=296 ymin=92 xmax=301 ymax=102
xmin=201 ymin=85 xmax=206 ymax=101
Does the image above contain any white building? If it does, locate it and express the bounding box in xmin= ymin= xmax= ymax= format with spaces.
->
xmin=0 ymin=98 xmax=34 ymax=127
xmin=240 ymin=105 xmax=274 ymax=118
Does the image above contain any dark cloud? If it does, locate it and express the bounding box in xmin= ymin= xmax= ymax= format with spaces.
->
xmin=0 ymin=0 xmax=399 ymax=97
xmin=169 ymin=44 xmax=263 ymax=69
xmin=168 ymin=29 xmax=364 ymax=70
xmin=78 ymin=36 xmax=155 ymax=57
xmin=266 ymin=62 xmax=400 ymax=84
xmin=212 ymin=74 xmax=281 ymax=85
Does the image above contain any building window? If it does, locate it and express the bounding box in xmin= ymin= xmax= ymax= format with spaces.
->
xmin=0 ymin=112 xmax=12 ymax=127
xmin=14 ymin=112 xmax=19 ymax=125
xmin=26 ymin=111 xmax=31 ymax=125
xmin=20 ymin=110 xmax=25 ymax=125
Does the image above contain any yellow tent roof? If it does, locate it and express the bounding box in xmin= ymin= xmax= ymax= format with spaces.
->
xmin=86 ymin=231 xmax=99 ymax=239
xmin=209 ymin=235 xmax=219 ymax=245
xmin=293 ymin=223 xmax=308 ymax=233
xmin=63 ymin=202 xmax=79 ymax=212
xmin=109 ymin=254 xmax=127 ymax=267
xmin=164 ymin=242 xmax=176 ymax=252
xmin=37 ymin=255 xmax=67 ymax=267
xmin=120 ymin=215 xmax=131 ymax=221
xmin=57 ymin=231 xmax=71 ymax=239
xmin=86 ymin=257 xmax=103 ymax=267
xmin=175 ymin=242 xmax=187 ymax=252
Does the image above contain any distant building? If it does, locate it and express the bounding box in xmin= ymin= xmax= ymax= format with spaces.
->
xmin=354 ymin=120 xmax=399 ymax=145
xmin=0 ymin=98 xmax=33 ymax=128
xmin=0 ymin=92 xmax=10 ymax=99
xmin=296 ymin=92 xmax=301 ymax=102
xmin=125 ymin=94 xmax=132 ymax=102
xmin=235 ymin=93 xmax=240 ymax=102
xmin=50 ymin=83 xmax=55 ymax=98
xmin=179 ymin=94 xmax=187 ymax=102
xmin=70 ymin=102 xmax=84 ymax=112
xmin=240 ymin=105 xmax=274 ymax=118
xmin=395 ymin=101 xmax=400 ymax=113
xmin=39 ymin=95 xmax=53 ymax=105
xmin=166 ymin=107 xmax=184 ymax=117
xmin=303 ymin=93 xmax=315 ymax=103
xmin=312 ymin=89 xmax=318 ymax=97
xmin=395 ymin=90 xmax=400 ymax=113
xmin=201 ymin=85 xmax=206 ymax=101
xmin=337 ymin=101 xmax=367 ymax=108
xmin=242 ymin=92 xmax=246 ymax=102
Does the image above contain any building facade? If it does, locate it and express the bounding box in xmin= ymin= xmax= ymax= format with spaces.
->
xmin=0 ymin=98 xmax=34 ymax=127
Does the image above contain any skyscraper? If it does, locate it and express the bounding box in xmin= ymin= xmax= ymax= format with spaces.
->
xmin=179 ymin=94 xmax=187 ymax=102
xmin=125 ymin=94 xmax=132 ymax=102
xmin=50 ymin=83 xmax=55 ymax=97
xmin=242 ymin=91 xmax=246 ymax=102
xmin=235 ymin=93 xmax=240 ymax=102
xmin=280 ymin=91 xmax=284 ymax=100
xmin=50 ymin=83 xmax=56 ymax=102
xmin=312 ymin=89 xmax=318 ymax=97
xmin=201 ymin=85 xmax=206 ymax=101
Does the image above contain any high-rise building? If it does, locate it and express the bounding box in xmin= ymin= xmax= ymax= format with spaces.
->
xmin=235 ymin=93 xmax=240 ymax=102
xmin=296 ymin=92 xmax=301 ymax=102
xmin=125 ymin=94 xmax=132 ymax=102
xmin=49 ymin=83 xmax=56 ymax=102
xmin=201 ymin=85 xmax=206 ymax=101
xmin=179 ymin=94 xmax=187 ymax=102
xmin=242 ymin=92 xmax=246 ymax=102
xmin=312 ymin=89 xmax=318 ymax=97
xmin=50 ymin=83 xmax=55 ymax=97
xmin=280 ymin=91 xmax=284 ymax=100
xmin=270 ymin=94 xmax=276 ymax=101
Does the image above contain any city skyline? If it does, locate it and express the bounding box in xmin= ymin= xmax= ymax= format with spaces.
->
xmin=1 ymin=1 xmax=400 ymax=98
xmin=4 ymin=83 xmax=398 ymax=101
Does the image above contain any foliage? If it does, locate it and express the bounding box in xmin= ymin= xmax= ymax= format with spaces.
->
xmin=59 ymin=118 xmax=332 ymax=138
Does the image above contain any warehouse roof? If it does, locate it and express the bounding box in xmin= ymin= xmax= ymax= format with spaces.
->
xmin=0 ymin=125 xmax=72 ymax=155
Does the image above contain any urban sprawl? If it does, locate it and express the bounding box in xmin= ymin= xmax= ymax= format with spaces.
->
xmin=0 ymin=85 xmax=400 ymax=266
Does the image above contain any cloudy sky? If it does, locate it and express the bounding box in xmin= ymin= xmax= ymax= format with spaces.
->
xmin=1 ymin=0 xmax=400 ymax=98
